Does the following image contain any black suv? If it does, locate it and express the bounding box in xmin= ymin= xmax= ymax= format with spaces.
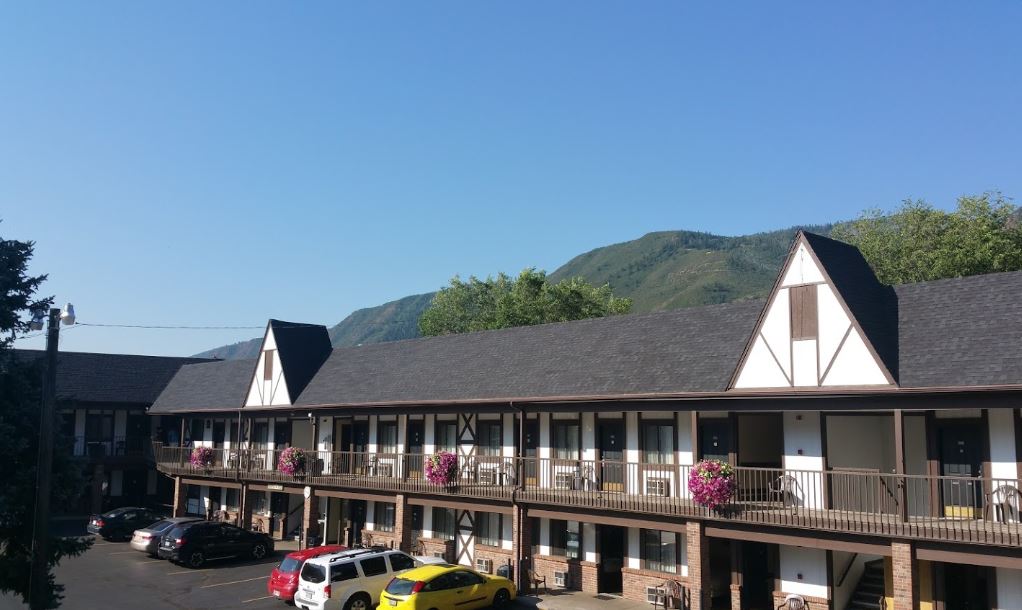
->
xmin=157 ymin=521 xmax=274 ymax=568
xmin=87 ymin=507 xmax=162 ymax=540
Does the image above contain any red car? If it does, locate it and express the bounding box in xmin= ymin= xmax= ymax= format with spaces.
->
xmin=268 ymin=544 xmax=347 ymax=603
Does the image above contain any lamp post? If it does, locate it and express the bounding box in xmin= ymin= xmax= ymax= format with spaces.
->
xmin=28 ymin=303 xmax=75 ymax=610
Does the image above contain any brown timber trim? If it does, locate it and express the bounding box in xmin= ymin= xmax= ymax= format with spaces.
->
xmin=916 ymin=545 xmax=1022 ymax=571
xmin=820 ymin=413 xmax=829 ymax=509
xmin=981 ymin=409 xmax=993 ymax=510
xmin=527 ymin=508 xmax=688 ymax=534
xmin=691 ymin=411 xmax=699 ymax=462
xmin=704 ymin=524 xmax=892 ymax=556
xmin=926 ymin=411 xmax=940 ymax=518
xmin=894 ymin=409 xmax=908 ymax=521
xmin=728 ymin=412 xmax=738 ymax=467
xmin=246 ymin=483 xmax=305 ymax=494
xmin=410 ymin=496 xmax=514 ymax=515
xmin=1015 ymin=408 xmax=1022 ymax=482
xmin=182 ymin=477 xmax=242 ymax=489
xmin=826 ymin=550 xmax=834 ymax=606
xmin=317 ymin=488 xmax=396 ymax=503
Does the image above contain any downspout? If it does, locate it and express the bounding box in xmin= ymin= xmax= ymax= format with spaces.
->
xmin=511 ymin=401 xmax=526 ymax=592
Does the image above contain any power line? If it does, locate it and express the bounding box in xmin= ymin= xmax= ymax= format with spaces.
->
xmin=77 ymin=322 xmax=265 ymax=330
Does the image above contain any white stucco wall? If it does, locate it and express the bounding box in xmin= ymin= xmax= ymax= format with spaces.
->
xmin=989 ymin=409 xmax=1018 ymax=481
xmin=779 ymin=546 xmax=828 ymax=600
xmin=996 ymin=568 xmax=1022 ymax=610
xmin=245 ymin=328 xmax=291 ymax=407
xmin=784 ymin=411 xmax=824 ymax=508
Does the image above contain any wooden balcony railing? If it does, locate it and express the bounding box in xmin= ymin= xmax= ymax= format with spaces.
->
xmin=153 ymin=443 xmax=1022 ymax=548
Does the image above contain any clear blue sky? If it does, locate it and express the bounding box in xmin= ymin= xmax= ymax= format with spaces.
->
xmin=3 ymin=2 xmax=1020 ymax=356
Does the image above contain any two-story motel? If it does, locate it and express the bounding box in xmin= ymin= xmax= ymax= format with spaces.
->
xmin=148 ymin=232 xmax=1022 ymax=610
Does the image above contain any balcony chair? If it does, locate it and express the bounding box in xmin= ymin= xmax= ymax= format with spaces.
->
xmin=527 ymin=569 xmax=547 ymax=594
xmin=777 ymin=594 xmax=808 ymax=610
xmin=652 ymin=579 xmax=684 ymax=610
xmin=986 ymin=484 xmax=1021 ymax=523
xmin=770 ymin=474 xmax=803 ymax=514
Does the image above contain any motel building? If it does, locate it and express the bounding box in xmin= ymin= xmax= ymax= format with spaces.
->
xmin=149 ymin=232 xmax=1022 ymax=610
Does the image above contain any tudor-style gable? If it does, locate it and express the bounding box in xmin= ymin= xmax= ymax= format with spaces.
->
xmin=731 ymin=232 xmax=896 ymax=390
xmin=245 ymin=319 xmax=332 ymax=407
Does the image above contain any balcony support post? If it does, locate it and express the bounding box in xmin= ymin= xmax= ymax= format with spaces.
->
xmin=891 ymin=540 xmax=917 ymax=610
xmin=894 ymin=409 xmax=909 ymax=522
xmin=90 ymin=463 xmax=105 ymax=515
xmin=395 ymin=494 xmax=412 ymax=552
xmin=172 ymin=476 xmax=187 ymax=518
xmin=513 ymin=505 xmax=532 ymax=593
xmin=729 ymin=541 xmax=742 ymax=610
xmin=302 ymin=487 xmax=319 ymax=549
xmin=686 ymin=521 xmax=709 ymax=610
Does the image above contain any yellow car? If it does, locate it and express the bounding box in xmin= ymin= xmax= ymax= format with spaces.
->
xmin=380 ymin=563 xmax=516 ymax=610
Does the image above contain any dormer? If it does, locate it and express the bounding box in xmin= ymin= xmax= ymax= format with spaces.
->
xmin=245 ymin=319 xmax=333 ymax=407
xmin=730 ymin=231 xmax=898 ymax=390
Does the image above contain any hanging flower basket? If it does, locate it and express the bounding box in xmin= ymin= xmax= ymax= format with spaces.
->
xmin=278 ymin=447 xmax=307 ymax=476
xmin=687 ymin=459 xmax=735 ymax=510
xmin=190 ymin=446 xmax=215 ymax=471
xmin=425 ymin=452 xmax=459 ymax=487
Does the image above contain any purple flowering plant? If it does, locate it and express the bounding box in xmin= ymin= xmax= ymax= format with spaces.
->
xmin=425 ymin=451 xmax=459 ymax=486
xmin=687 ymin=459 xmax=735 ymax=509
xmin=278 ymin=447 xmax=307 ymax=476
xmin=190 ymin=446 xmax=215 ymax=469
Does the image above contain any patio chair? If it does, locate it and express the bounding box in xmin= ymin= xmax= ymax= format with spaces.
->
xmin=986 ymin=484 xmax=1021 ymax=523
xmin=777 ymin=594 xmax=808 ymax=610
xmin=770 ymin=474 xmax=803 ymax=513
xmin=651 ymin=579 xmax=684 ymax=610
xmin=527 ymin=569 xmax=547 ymax=594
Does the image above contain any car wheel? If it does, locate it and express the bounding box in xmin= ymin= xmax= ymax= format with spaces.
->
xmin=344 ymin=593 xmax=371 ymax=610
xmin=187 ymin=551 xmax=205 ymax=568
xmin=493 ymin=589 xmax=511 ymax=608
xmin=251 ymin=543 xmax=268 ymax=560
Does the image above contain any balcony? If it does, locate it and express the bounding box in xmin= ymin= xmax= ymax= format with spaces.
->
xmin=153 ymin=444 xmax=1022 ymax=548
xmin=73 ymin=436 xmax=153 ymax=461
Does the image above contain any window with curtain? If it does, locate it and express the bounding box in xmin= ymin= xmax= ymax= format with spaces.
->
xmin=377 ymin=421 xmax=398 ymax=454
xmin=641 ymin=529 xmax=678 ymax=573
xmin=431 ymin=507 xmax=455 ymax=541
xmin=476 ymin=512 xmax=502 ymax=547
xmin=642 ymin=422 xmax=675 ymax=464
xmin=375 ymin=502 xmax=396 ymax=532
xmin=477 ymin=421 xmax=502 ymax=457
xmin=549 ymin=519 xmax=581 ymax=559
xmin=435 ymin=420 xmax=457 ymax=453
xmin=552 ymin=421 xmax=580 ymax=460
xmin=225 ymin=488 xmax=239 ymax=510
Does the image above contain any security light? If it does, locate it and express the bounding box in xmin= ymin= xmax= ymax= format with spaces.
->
xmin=60 ymin=302 xmax=75 ymax=326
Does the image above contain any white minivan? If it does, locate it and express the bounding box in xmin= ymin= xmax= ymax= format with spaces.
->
xmin=295 ymin=548 xmax=420 ymax=610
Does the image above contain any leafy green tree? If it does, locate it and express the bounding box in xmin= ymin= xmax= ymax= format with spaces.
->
xmin=832 ymin=192 xmax=1022 ymax=284
xmin=0 ymin=230 xmax=92 ymax=608
xmin=419 ymin=268 xmax=632 ymax=336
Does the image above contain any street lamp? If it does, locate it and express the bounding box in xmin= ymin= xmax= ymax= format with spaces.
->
xmin=28 ymin=303 xmax=75 ymax=610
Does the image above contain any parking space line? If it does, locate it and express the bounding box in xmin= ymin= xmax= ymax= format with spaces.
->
xmin=167 ymin=569 xmax=211 ymax=575
xmin=107 ymin=550 xmax=138 ymax=555
xmin=200 ymin=576 xmax=268 ymax=589
xmin=138 ymin=560 xmax=164 ymax=564
xmin=242 ymin=596 xmax=273 ymax=604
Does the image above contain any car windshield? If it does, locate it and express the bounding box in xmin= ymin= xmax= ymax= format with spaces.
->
xmin=278 ymin=557 xmax=301 ymax=573
xmin=300 ymin=563 xmax=326 ymax=584
xmin=146 ymin=520 xmax=172 ymax=532
xmin=385 ymin=577 xmax=418 ymax=596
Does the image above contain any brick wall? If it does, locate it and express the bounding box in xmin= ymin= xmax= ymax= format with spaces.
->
xmin=366 ymin=527 xmax=400 ymax=549
xmin=686 ymin=522 xmax=708 ymax=610
xmin=622 ymin=567 xmax=690 ymax=607
xmin=891 ymin=541 xmax=915 ymax=610
xmin=474 ymin=544 xmax=513 ymax=576
xmin=419 ymin=537 xmax=455 ymax=562
xmin=531 ymin=555 xmax=583 ymax=592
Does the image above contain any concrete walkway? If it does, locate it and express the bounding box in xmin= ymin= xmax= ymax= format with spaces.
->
xmin=527 ymin=591 xmax=651 ymax=610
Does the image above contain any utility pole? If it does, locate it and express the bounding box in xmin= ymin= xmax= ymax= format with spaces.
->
xmin=29 ymin=308 xmax=60 ymax=610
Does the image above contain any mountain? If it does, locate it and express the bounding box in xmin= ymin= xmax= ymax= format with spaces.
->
xmin=194 ymin=224 xmax=831 ymax=359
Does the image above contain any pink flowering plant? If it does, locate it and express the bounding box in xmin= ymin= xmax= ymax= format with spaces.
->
xmin=278 ymin=447 xmax=307 ymax=476
xmin=190 ymin=446 xmax=215 ymax=469
xmin=425 ymin=452 xmax=459 ymax=486
xmin=687 ymin=459 xmax=736 ymax=510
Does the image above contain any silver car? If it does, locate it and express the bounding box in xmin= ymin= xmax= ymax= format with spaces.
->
xmin=130 ymin=517 xmax=202 ymax=556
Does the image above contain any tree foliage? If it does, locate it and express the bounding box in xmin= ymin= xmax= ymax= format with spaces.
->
xmin=418 ymin=268 xmax=632 ymax=336
xmin=0 ymin=228 xmax=91 ymax=608
xmin=831 ymin=192 xmax=1022 ymax=284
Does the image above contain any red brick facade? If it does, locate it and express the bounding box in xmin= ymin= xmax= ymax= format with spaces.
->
xmin=686 ymin=522 xmax=708 ymax=610
xmin=172 ymin=476 xmax=186 ymax=518
xmin=771 ymin=592 xmax=829 ymax=609
xmin=531 ymin=554 xmax=583 ymax=592
xmin=419 ymin=536 xmax=455 ymax=562
xmin=474 ymin=544 xmax=513 ymax=576
xmin=621 ymin=566 xmax=690 ymax=607
xmin=891 ymin=541 xmax=916 ymax=610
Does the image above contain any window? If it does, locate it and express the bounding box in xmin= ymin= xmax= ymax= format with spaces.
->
xmin=330 ymin=562 xmax=358 ymax=582
xmin=552 ymin=421 xmax=580 ymax=460
xmin=388 ymin=553 xmax=416 ymax=572
xmin=226 ymin=488 xmax=239 ymax=510
xmin=359 ymin=556 xmax=388 ymax=577
xmin=301 ymin=562 xmax=326 ymax=583
xmin=377 ymin=421 xmax=398 ymax=454
xmin=431 ymin=507 xmax=455 ymax=541
xmin=424 ymin=573 xmax=457 ymax=592
xmin=641 ymin=529 xmax=678 ymax=573
xmin=476 ymin=512 xmax=502 ymax=547
xmin=189 ymin=419 xmax=205 ymax=446
xmin=452 ymin=570 xmax=487 ymax=586
xmin=477 ymin=421 xmax=502 ymax=457
xmin=252 ymin=422 xmax=269 ymax=449
xmin=263 ymin=350 xmax=274 ymax=380
xmin=642 ymin=422 xmax=675 ymax=464
xmin=435 ymin=420 xmax=457 ymax=453
xmin=789 ymin=284 xmax=818 ymax=340
xmin=549 ymin=519 xmax=581 ymax=560
xmin=374 ymin=502 xmax=396 ymax=532
xmin=252 ymin=492 xmax=268 ymax=515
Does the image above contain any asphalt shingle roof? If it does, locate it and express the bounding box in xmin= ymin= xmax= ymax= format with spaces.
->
xmin=11 ymin=350 xmax=209 ymax=405
xmin=150 ymin=358 xmax=256 ymax=413
xmin=268 ymin=320 xmax=332 ymax=401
